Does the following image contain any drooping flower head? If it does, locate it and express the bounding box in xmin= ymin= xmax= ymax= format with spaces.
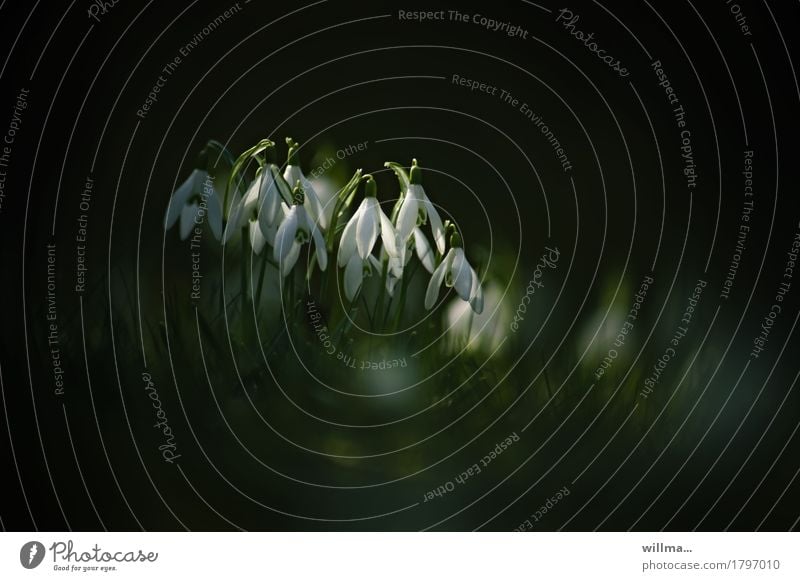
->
xmin=283 ymin=137 xmax=327 ymax=230
xmin=225 ymin=141 xmax=293 ymax=253
xmin=425 ymin=228 xmax=483 ymax=314
xmin=337 ymin=175 xmax=397 ymax=301
xmin=164 ymin=169 xmax=223 ymax=240
xmin=395 ymin=159 xmax=445 ymax=256
xmin=165 ymin=142 xmax=230 ymax=240
xmin=273 ymin=181 xmax=328 ymax=277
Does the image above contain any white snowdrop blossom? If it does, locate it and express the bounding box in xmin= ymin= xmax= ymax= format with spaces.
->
xmin=283 ymin=138 xmax=327 ymax=230
xmin=273 ymin=186 xmax=327 ymax=277
xmin=338 ymin=177 xmax=396 ymax=263
xmin=226 ymin=164 xmax=290 ymax=253
xmin=425 ymin=236 xmax=483 ymax=313
xmin=337 ymin=176 xmax=397 ymax=301
xmin=395 ymin=159 xmax=445 ymax=256
xmin=165 ymin=169 xmax=223 ymax=240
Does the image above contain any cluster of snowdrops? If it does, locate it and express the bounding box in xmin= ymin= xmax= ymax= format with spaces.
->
xmin=164 ymin=138 xmax=483 ymax=318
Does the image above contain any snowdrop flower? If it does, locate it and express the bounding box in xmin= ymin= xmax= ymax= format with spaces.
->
xmin=164 ymin=169 xmax=223 ymax=240
xmin=337 ymin=176 xmax=397 ymax=264
xmin=273 ymin=183 xmax=327 ymax=276
xmin=226 ymin=164 xmax=291 ymax=253
xmin=283 ymin=138 xmax=327 ymax=230
xmin=336 ymin=176 xmax=398 ymax=301
xmin=395 ymin=159 xmax=445 ymax=255
xmin=425 ymin=231 xmax=483 ymax=313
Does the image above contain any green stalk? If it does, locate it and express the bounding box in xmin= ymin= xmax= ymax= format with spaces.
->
xmin=383 ymin=294 xmax=394 ymax=329
xmin=240 ymin=227 xmax=250 ymax=326
xmin=391 ymin=260 xmax=419 ymax=331
xmin=374 ymin=260 xmax=388 ymax=330
xmin=391 ymin=272 xmax=410 ymax=331
xmin=333 ymin=288 xmax=361 ymax=344
xmin=319 ymin=256 xmax=331 ymax=303
xmin=360 ymin=293 xmax=374 ymax=330
xmin=254 ymin=247 xmax=270 ymax=314
xmin=288 ymin=270 xmax=296 ymax=326
xmin=325 ymin=169 xmax=362 ymax=251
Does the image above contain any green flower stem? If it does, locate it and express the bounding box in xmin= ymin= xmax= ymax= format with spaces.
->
xmin=360 ymin=293 xmax=374 ymax=330
xmin=383 ymin=293 xmax=394 ymax=330
xmin=287 ymin=270 xmax=296 ymax=325
xmin=325 ymin=169 xmax=362 ymax=252
xmin=224 ymin=138 xmax=274 ymax=221
xmin=254 ymin=248 xmax=271 ymax=314
xmin=240 ymin=226 xmax=249 ymax=310
xmin=391 ymin=259 xmax=419 ymax=332
xmin=318 ymin=256 xmax=331 ymax=301
xmin=333 ymin=287 xmax=361 ymax=344
xmin=391 ymin=276 xmax=409 ymax=331
xmin=263 ymin=320 xmax=287 ymax=358
xmin=374 ymin=260 xmax=389 ymax=329
xmin=384 ymin=161 xmax=409 ymax=221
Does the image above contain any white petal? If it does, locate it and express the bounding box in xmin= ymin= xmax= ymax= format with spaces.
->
xmin=295 ymin=203 xmax=309 ymax=228
xmin=258 ymin=192 xmax=283 ymax=241
xmin=378 ymin=207 xmax=397 ymax=257
xmin=165 ymin=200 xmax=182 ymax=231
xmin=179 ymin=202 xmax=198 ymax=240
xmin=311 ymin=220 xmax=328 ymax=271
xmin=260 ymin=170 xmax=281 ymax=224
xmin=281 ymin=242 xmax=301 ymax=277
xmin=356 ymin=197 xmax=379 ymax=259
xmin=283 ymin=165 xmax=302 ymax=190
xmin=302 ymin=176 xmax=327 ymax=230
xmin=165 ymin=170 xmax=201 ymax=229
xmin=337 ymin=206 xmax=360 ymax=267
xmin=262 ymin=220 xmax=279 ymax=246
xmin=263 ymin=202 xmax=289 ymax=246
xmin=395 ymin=188 xmax=419 ymax=243
xmin=425 ymin=258 xmax=448 ymax=309
xmin=413 ymin=227 xmax=436 ymax=274
xmin=242 ymin=177 xmax=261 ymax=216
xmin=423 ymin=193 xmax=446 ymax=255
xmin=249 ymin=219 xmax=267 ymax=254
xmin=274 ymin=206 xmax=299 ymax=265
xmin=388 ymin=254 xmax=404 ymax=278
xmin=267 ymin=165 xmax=291 ymax=205
xmin=449 ymin=248 xmax=473 ymax=301
xmin=344 ymin=254 xmax=363 ymax=301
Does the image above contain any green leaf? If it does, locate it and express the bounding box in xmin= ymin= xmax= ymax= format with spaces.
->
xmin=384 ymin=161 xmax=410 ymax=190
